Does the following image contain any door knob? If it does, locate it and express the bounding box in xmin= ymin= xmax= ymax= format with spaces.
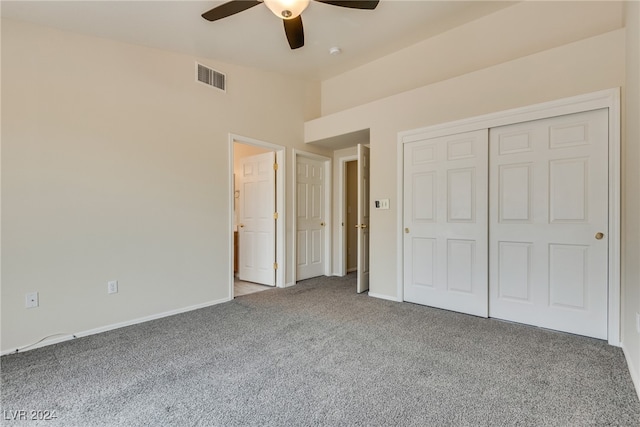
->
xmin=355 ymin=224 xmax=359 ymax=229
xmin=360 ymin=224 xmax=368 ymax=229
xmin=239 ymin=224 xmax=244 ymax=228
xmin=320 ymin=222 xmax=325 ymax=227
xmin=405 ymin=228 xmax=410 ymax=234
xmin=595 ymin=232 xmax=604 ymax=240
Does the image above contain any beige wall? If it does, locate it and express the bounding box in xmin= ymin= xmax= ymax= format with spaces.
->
xmin=624 ymin=0 xmax=640 ymax=395
xmin=320 ymin=1 xmax=624 ymax=116
xmin=1 ymin=19 xmax=329 ymax=352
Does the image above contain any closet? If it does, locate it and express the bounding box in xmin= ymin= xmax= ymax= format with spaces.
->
xmin=403 ymin=108 xmax=609 ymax=340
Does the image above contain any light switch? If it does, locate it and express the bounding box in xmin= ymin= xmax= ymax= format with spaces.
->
xmin=375 ymin=199 xmax=390 ymax=210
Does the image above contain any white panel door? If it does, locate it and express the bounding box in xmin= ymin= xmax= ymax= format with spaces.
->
xmin=357 ymin=144 xmax=370 ymax=293
xmin=489 ymin=109 xmax=608 ymax=339
xmin=296 ymin=156 xmax=326 ymax=281
xmin=403 ymin=130 xmax=489 ymax=317
xmin=239 ymin=151 xmax=275 ymax=286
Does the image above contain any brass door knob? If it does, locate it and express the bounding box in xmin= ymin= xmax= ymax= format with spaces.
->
xmin=239 ymin=224 xmax=244 ymax=228
xmin=595 ymin=232 xmax=604 ymax=240
xmin=360 ymin=224 xmax=368 ymax=229
xmin=405 ymin=228 xmax=410 ymax=234
xmin=320 ymin=222 xmax=325 ymax=227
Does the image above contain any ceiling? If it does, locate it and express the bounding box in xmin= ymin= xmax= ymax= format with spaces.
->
xmin=1 ymin=1 xmax=514 ymax=80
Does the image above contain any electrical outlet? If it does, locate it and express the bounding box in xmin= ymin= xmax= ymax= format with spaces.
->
xmin=25 ymin=292 xmax=39 ymax=309
xmin=107 ymin=280 xmax=118 ymax=294
xmin=636 ymin=313 xmax=640 ymax=334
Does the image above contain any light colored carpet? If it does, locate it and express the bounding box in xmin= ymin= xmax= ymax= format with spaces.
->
xmin=2 ymin=273 xmax=639 ymax=426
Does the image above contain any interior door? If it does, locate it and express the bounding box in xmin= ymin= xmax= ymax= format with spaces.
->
xmin=356 ymin=144 xmax=370 ymax=293
xmin=403 ymin=130 xmax=489 ymax=317
xmin=489 ymin=109 xmax=608 ymax=339
xmin=296 ymin=156 xmax=326 ymax=281
xmin=238 ymin=151 xmax=275 ymax=286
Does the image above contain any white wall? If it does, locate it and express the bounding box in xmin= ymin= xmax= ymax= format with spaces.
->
xmin=320 ymin=1 xmax=624 ymax=116
xmin=0 ymin=19 xmax=329 ymax=353
xmin=623 ymin=0 xmax=640 ymax=396
xmin=307 ymin=29 xmax=625 ymax=301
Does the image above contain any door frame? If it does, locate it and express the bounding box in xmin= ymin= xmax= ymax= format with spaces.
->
xmin=336 ymin=153 xmax=358 ymax=276
xmin=292 ymin=149 xmax=332 ymax=281
xmin=397 ymin=88 xmax=621 ymax=346
xmin=229 ymin=134 xmax=286 ymax=297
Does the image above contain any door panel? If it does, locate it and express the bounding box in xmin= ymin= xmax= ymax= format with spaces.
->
xmin=297 ymin=156 xmax=326 ymax=280
xmin=497 ymin=241 xmax=532 ymax=302
xmin=238 ymin=152 xmax=275 ymax=286
xmin=489 ymin=109 xmax=608 ymax=339
xmin=357 ymin=144 xmax=370 ymax=293
xmin=346 ymin=161 xmax=359 ymax=272
xmin=403 ymin=130 xmax=489 ymax=317
xmin=446 ymin=239 xmax=475 ymax=293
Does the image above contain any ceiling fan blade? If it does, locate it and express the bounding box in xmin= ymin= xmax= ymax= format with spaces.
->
xmin=201 ymin=1 xmax=262 ymax=22
xmin=283 ymin=16 xmax=304 ymax=50
xmin=313 ymin=0 xmax=379 ymax=10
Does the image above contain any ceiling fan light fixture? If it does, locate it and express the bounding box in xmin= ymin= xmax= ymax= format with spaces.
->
xmin=264 ymin=0 xmax=310 ymax=19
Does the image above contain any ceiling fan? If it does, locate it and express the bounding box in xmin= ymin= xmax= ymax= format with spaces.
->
xmin=201 ymin=0 xmax=380 ymax=50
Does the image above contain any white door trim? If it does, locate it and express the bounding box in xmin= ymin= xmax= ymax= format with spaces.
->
xmin=397 ymin=88 xmax=621 ymax=346
xmin=229 ymin=134 xmax=286 ymax=297
xmin=336 ymin=154 xmax=358 ymax=276
xmin=292 ymin=149 xmax=332 ymax=280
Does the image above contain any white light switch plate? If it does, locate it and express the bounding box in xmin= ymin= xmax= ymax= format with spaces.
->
xmin=375 ymin=199 xmax=390 ymax=210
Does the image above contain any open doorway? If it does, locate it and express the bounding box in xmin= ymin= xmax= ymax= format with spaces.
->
xmin=229 ymin=135 xmax=285 ymax=298
xmin=336 ymin=144 xmax=370 ymax=293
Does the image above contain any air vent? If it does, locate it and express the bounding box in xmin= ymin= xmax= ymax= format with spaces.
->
xmin=196 ymin=62 xmax=226 ymax=92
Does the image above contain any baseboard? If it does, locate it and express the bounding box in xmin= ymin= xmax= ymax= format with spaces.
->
xmin=1 ymin=297 xmax=231 ymax=356
xmin=1 ymin=334 xmax=76 ymax=356
xmin=368 ymin=292 xmax=402 ymax=302
xmin=622 ymin=342 xmax=640 ymax=402
xmin=283 ymin=281 xmax=297 ymax=288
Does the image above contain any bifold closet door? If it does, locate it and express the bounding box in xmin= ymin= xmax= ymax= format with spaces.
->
xmin=403 ymin=130 xmax=489 ymax=318
xmin=489 ymin=109 xmax=609 ymax=339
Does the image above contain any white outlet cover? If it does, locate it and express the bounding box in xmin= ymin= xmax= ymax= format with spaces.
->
xmin=108 ymin=280 xmax=118 ymax=294
xmin=25 ymin=292 xmax=39 ymax=308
